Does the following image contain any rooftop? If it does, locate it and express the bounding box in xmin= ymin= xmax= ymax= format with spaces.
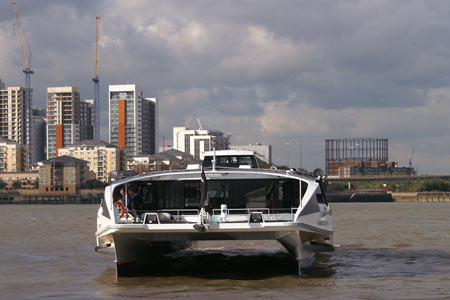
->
xmin=0 ymin=137 xmax=18 ymax=145
xmin=42 ymin=155 xmax=88 ymax=164
xmin=69 ymin=139 xmax=116 ymax=148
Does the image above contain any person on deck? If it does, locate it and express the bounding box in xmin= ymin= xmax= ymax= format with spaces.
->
xmin=127 ymin=186 xmax=141 ymax=221
xmin=114 ymin=188 xmax=128 ymax=219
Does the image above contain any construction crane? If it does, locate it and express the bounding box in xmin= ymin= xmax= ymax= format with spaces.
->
xmin=12 ymin=0 xmax=33 ymax=168
xmin=93 ymin=16 xmax=100 ymax=140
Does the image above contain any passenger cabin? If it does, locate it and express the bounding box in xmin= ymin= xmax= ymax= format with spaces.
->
xmin=110 ymin=171 xmax=323 ymax=224
xmin=109 ymin=150 xmax=326 ymax=224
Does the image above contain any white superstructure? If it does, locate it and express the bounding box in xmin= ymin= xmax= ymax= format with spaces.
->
xmin=230 ymin=144 xmax=272 ymax=163
xmin=95 ymin=151 xmax=334 ymax=276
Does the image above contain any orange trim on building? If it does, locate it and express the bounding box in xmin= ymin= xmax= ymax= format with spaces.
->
xmin=118 ymin=99 xmax=126 ymax=148
xmin=56 ymin=124 xmax=63 ymax=156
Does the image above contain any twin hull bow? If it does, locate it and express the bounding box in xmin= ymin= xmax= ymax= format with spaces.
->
xmin=95 ymin=169 xmax=333 ymax=276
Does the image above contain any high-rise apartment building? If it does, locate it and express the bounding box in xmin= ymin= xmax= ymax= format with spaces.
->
xmin=173 ymin=127 xmax=230 ymax=160
xmin=0 ymin=137 xmax=27 ymax=172
xmin=0 ymin=86 xmax=33 ymax=163
xmin=109 ymin=84 xmax=158 ymax=158
xmin=58 ymin=140 xmax=126 ymax=182
xmin=46 ymin=86 xmax=89 ymax=159
xmin=143 ymin=97 xmax=159 ymax=157
xmin=32 ymin=115 xmax=46 ymax=164
xmin=80 ymin=99 xmax=94 ymax=140
xmin=31 ymin=107 xmax=47 ymax=164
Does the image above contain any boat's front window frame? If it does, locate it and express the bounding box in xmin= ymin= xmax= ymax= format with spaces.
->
xmin=202 ymin=155 xmax=258 ymax=168
xmin=118 ymin=178 xmax=308 ymax=212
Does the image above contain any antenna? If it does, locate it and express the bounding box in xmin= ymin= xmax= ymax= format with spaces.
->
xmin=196 ymin=118 xmax=204 ymax=130
xmin=93 ymin=16 xmax=100 ymax=140
xmin=409 ymin=148 xmax=414 ymax=168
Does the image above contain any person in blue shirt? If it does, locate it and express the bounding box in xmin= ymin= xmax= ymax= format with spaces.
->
xmin=127 ymin=186 xmax=141 ymax=221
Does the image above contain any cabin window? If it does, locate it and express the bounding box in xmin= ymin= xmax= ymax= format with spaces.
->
xmin=141 ymin=183 xmax=156 ymax=205
xmin=125 ymin=178 xmax=308 ymax=211
xmin=156 ymin=181 xmax=184 ymax=209
xmin=184 ymin=181 xmax=200 ymax=208
xmin=202 ymin=155 xmax=258 ymax=168
xmin=213 ymin=179 xmax=308 ymax=209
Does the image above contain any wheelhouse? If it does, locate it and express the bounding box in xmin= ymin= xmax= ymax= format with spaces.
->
xmin=202 ymin=150 xmax=259 ymax=169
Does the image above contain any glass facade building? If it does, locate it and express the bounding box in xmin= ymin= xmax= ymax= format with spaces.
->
xmin=109 ymin=85 xmax=158 ymax=158
xmin=46 ymin=87 xmax=84 ymax=159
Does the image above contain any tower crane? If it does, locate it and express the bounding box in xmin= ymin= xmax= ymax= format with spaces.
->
xmin=93 ymin=16 xmax=100 ymax=140
xmin=12 ymin=0 xmax=33 ymax=168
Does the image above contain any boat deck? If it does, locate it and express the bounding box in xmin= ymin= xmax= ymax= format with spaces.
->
xmin=115 ymin=207 xmax=299 ymax=224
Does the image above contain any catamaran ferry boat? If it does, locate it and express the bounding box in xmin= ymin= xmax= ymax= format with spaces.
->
xmin=95 ymin=150 xmax=334 ymax=276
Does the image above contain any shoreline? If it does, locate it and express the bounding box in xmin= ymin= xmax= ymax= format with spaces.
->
xmin=0 ymin=192 xmax=102 ymax=204
xmin=327 ymin=191 xmax=450 ymax=203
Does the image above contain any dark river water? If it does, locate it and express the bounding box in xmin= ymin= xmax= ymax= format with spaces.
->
xmin=1 ymin=203 xmax=449 ymax=299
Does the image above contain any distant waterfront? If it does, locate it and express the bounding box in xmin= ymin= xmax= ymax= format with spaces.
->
xmin=0 ymin=189 xmax=103 ymax=204
xmin=3 ymin=190 xmax=450 ymax=204
xmin=327 ymin=191 xmax=450 ymax=202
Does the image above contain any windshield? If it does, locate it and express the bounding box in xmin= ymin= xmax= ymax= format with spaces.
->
xmin=202 ymin=155 xmax=258 ymax=168
xmin=120 ymin=178 xmax=308 ymax=211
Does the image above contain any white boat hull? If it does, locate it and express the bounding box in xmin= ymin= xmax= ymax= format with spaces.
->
xmin=95 ymin=168 xmax=334 ymax=276
xmin=96 ymin=217 xmax=332 ymax=276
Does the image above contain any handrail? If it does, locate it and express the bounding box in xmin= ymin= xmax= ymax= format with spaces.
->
xmin=137 ymin=208 xmax=298 ymax=215
xmin=142 ymin=212 xmax=159 ymax=224
xmin=212 ymin=207 xmax=297 ymax=215
xmin=133 ymin=207 xmax=299 ymax=224
xmin=136 ymin=209 xmax=200 ymax=215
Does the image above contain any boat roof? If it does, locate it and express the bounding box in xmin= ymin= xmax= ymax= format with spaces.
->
xmin=108 ymin=168 xmax=317 ymax=190
xmin=203 ymin=149 xmax=255 ymax=157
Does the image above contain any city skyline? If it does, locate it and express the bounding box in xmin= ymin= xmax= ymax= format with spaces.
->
xmin=2 ymin=1 xmax=450 ymax=173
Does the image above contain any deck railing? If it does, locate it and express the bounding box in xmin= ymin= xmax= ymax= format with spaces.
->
xmin=127 ymin=207 xmax=298 ymax=224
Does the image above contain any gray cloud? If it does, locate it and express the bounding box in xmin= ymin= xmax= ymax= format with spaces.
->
xmin=2 ymin=0 xmax=450 ymax=173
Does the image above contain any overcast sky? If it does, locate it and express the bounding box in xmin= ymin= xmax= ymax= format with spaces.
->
xmin=2 ymin=0 xmax=450 ymax=173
